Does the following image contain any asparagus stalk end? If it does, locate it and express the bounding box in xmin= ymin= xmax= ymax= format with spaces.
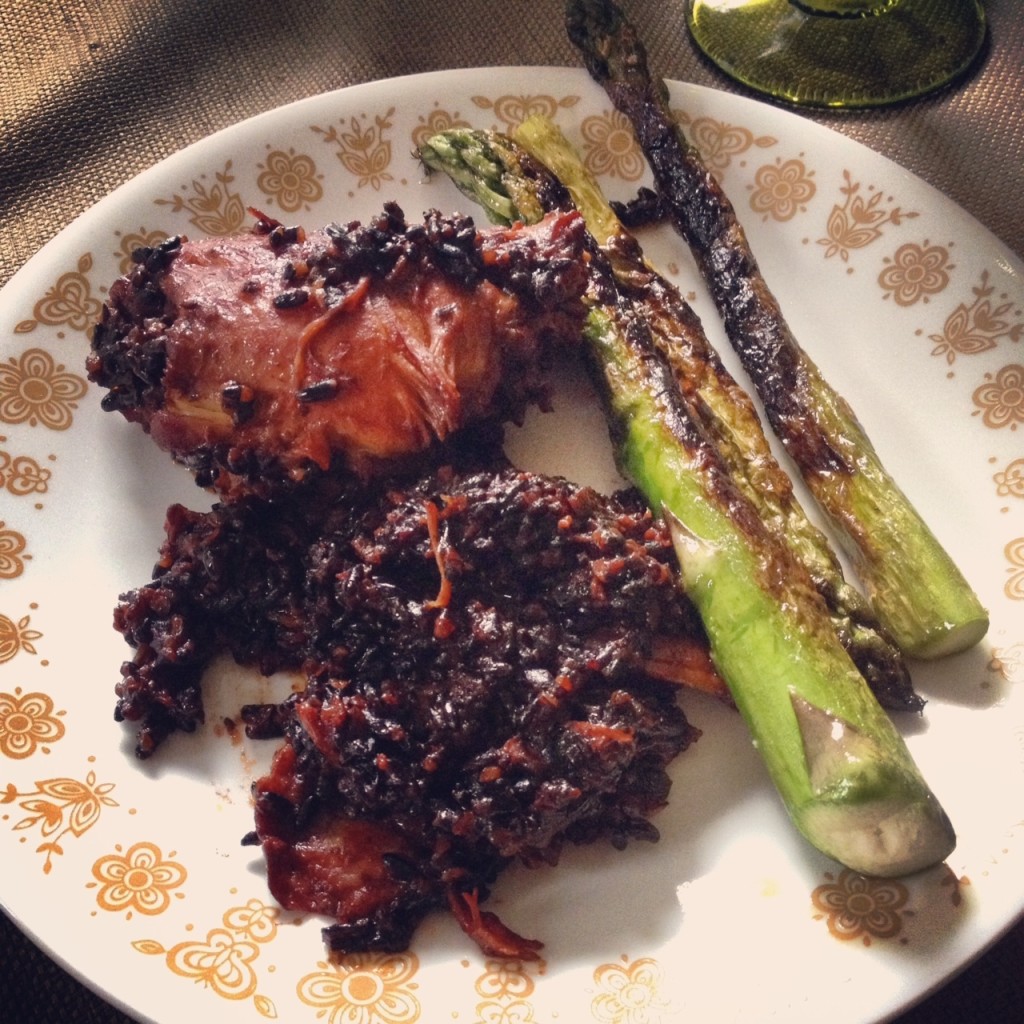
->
xmin=790 ymin=694 xmax=955 ymax=876
xmin=663 ymin=508 xmax=955 ymax=877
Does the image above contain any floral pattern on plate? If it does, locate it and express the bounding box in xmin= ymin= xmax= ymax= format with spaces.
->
xmin=1 ymin=66 xmax=1022 ymax=1024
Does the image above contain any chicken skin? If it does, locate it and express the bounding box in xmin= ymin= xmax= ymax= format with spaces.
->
xmin=88 ymin=203 xmax=590 ymax=498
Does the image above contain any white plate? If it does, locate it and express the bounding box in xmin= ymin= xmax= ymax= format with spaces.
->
xmin=1 ymin=67 xmax=1022 ymax=1024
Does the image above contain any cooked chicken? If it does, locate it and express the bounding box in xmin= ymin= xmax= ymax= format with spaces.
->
xmin=87 ymin=204 xmax=589 ymax=498
xmin=91 ymin=204 xmax=711 ymax=960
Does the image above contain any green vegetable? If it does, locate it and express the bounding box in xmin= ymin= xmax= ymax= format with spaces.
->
xmin=512 ymin=113 xmax=919 ymax=714
xmin=422 ymin=121 xmax=920 ymax=713
xmin=591 ymin=304 xmax=954 ymax=877
xmin=564 ymin=0 xmax=988 ymax=660
xmin=420 ymin=127 xmax=956 ymax=876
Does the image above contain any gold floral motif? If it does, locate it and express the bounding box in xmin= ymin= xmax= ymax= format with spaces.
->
xmin=1005 ymin=537 xmax=1024 ymax=601
xmin=0 ymin=445 xmax=52 ymax=498
xmin=223 ymin=897 xmax=280 ymax=943
xmin=114 ymin=228 xmax=169 ymax=276
xmin=13 ymin=253 xmax=104 ymax=335
xmin=170 ymin=929 xmax=260 ymax=1000
xmin=474 ymin=1000 xmax=537 ymax=1023
xmin=672 ymin=109 xmax=776 ymax=175
xmin=297 ymin=952 xmax=420 ymax=1023
xmin=89 ymin=841 xmax=187 ymax=918
xmin=2 ymin=768 xmax=117 ymax=873
xmin=591 ymin=956 xmax=668 ymax=1024
xmin=972 ymin=364 xmax=1024 ymax=431
xmin=818 ymin=171 xmax=918 ymax=262
xmin=990 ymin=642 xmax=1024 ymax=682
xmin=0 ymin=611 xmax=43 ymax=664
xmin=474 ymin=958 xmax=536 ymax=1000
xmin=313 ymin=109 xmax=395 ymax=191
xmin=925 ymin=270 xmax=1024 ymax=364
xmin=252 ymin=994 xmax=276 ymax=1018
xmin=0 ymin=348 xmax=88 ymax=430
xmin=579 ymin=110 xmax=645 ymax=181
xmin=470 ymin=93 xmax=578 ymax=133
xmin=0 ymin=522 xmax=29 ymax=580
xmin=878 ymin=242 xmax=953 ymax=306
xmin=811 ymin=869 xmax=909 ymax=945
xmin=472 ymin=957 xmax=539 ymax=1024
xmin=257 ymin=147 xmax=324 ymax=213
xmin=748 ymin=156 xmax=815 ymax=222
xmin=994 ymin=458 xmax=1024 ymax=499
xmin=133 ymin=898 xmax=278 ymax=1015
xmin=411 ymin=104 xmax=472 ymax=153
xmin=0 ymin=688 xmax=64 ymax=758
xmin=155 ymin=162 xmax=248 ymax=236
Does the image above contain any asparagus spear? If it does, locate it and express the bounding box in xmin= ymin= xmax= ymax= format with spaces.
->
xmin=513 ymin=114 xmax=920 ymax=713
xmin=420 ymin=128 xmax=955 ymax=876
xmin=564 ymin=0 xmax=988 ymax=660
xmin=423 ymin=123 xmax=921 ymax=714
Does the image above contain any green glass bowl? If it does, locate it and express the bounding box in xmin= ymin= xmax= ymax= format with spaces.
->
xmin=686 ymin=0 xmax=987 ymax=109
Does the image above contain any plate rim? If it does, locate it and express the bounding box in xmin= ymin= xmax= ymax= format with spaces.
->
xmin=2 ymin=62 xmax=1022 ymax=1024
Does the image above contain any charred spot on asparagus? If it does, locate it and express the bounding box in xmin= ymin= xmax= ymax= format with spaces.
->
xmin=564 ymin=0 xmax=987 ymax=660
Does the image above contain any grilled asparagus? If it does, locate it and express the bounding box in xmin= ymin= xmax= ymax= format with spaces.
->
xmin=420 ymin=126 xmax=955 ymax=876
xmin=564 ymin=0 xmax=988 ymax=660
xmin=424 ymin=121 xmax=920 ymax=713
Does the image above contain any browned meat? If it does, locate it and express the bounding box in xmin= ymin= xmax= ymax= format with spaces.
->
xmin=113 ymin=465 xmax=703 ymax=953
xmin=252 ymin=742 xmax=438 ymax=953
xmin=88 ymin=204 xmax=590 ymax=498
xmin=91 ymin=198 xmax=708 ymax=958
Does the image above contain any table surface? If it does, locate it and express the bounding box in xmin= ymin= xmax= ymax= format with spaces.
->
xmin=1 ymin=2 xmax=1021 ymax=1021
